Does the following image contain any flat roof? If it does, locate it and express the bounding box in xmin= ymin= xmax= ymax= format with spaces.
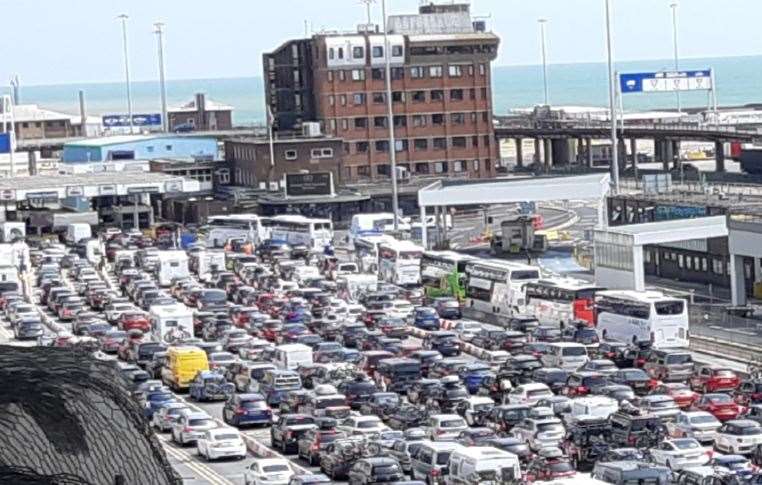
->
xmin=65 ymin=135 xmax=215 ymax=148
xmin=0 ymin=171 xmax=182 ymax=191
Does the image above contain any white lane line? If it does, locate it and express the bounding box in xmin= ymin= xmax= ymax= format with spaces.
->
xmin=157 ymin=434 xmax=234 ymax=485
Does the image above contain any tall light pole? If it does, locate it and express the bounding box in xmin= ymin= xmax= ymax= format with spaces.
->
xmin=117 ymin=14 xmax=134 ymax=134
xmin=670 ymin=2 xmax=681 ymax=113
xmin=154 ymin=22 xmax=169 ymax=132
xmin=381 ymin=0 xmax=399 ymax=230
xmin=604 ymin=0 xmax=619 ymax=191
xmin=538 ymin=19 xmax=549 ymax=106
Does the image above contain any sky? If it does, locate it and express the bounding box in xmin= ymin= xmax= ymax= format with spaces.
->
xmin=1 ymin=0 xmax=760 ymax=86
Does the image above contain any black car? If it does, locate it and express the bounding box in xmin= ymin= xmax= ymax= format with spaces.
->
xmin=422 ymin=331 xmax=460 ymax=357
xmin=596 ymin=341 xmax=633 ymax=367
xmin=507 ymin=315 xmax=540 ymax=333
xmin=609 ymin=368 xmax=653 ymax=395
xmin=407 ymin=379 xmax=443 ymax=405
xmin=532 ymin=368 xmax=571 ymax=394
xmin=562 ymin=326 xmax=599 ymax=345
xmin=608 ymin=411 xmax=666 ymax=449
xmin=337 ymin=378 xmax=379 ymax=410
xmin=498 ymin=355 xmax=543 ymax=385
xmin=407 ymin=350 xmax=443 ymax=377
xmin=486 ymin=404 xmax=531 ymax=434
xmin=360 ymin=392 xmax=402 ymax=419
xmin=340 ymin=323 xmax=369 ymax=349
xmin=347 ymin=457 xmax=404 ymax=484
xmin=270 ymin=414 xmax=317 ymax=453
xmin=375 ymin=358 xmax=421 ymax=393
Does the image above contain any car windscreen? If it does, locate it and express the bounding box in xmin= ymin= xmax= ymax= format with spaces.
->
xmin=665 ymin=354 xmax=692 ymax=365
xmin=357 ymin=420 xmax=381 ymax=429
xmin=435 ymin=452 xmax=453 ymax=465
xmin=201 ymin=290 xmax=227 ymax=303
xmin=316 ymin=398 xmax=346 ymax=408
xmin=188 ymin=418 xmax=213 ymax=427
xmin=654 ymin=300 xmax=684 ymax=315
xmin=262 ymin=464 xmax=290 ymax=473
xmin=285 ymin=416 xmax=314 ymax=426
xmin=561 ymin=346 xmax=587 ymax=357
xmin=440 ymin=419 xmax=466 ymax=428
xmin=241 ymin=400 xmax=268 ymax=409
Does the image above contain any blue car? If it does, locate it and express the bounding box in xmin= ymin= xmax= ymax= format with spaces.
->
xmin=143 ymin=388 xmax=177 ymax=419
xmin=188 ymin=371 xmax=235 ymax=402
xmin=412 ymin=307 xmax=440 ymax=331
xmin=222 ymin=393 xmax=272 ymax=427
xmin=280 ymin=323 xmax=309 ymax=343
xmin=458 ymin=363 xmax=495 ymax=394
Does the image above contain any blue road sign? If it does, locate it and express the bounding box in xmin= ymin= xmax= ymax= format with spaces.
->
xmin=102 ymin=113 xmax=162 ymax=127
xmin=619 ymin=69 xmax=713 ymax=94
xmin=0 ymin=133 xmax=10 ymax=154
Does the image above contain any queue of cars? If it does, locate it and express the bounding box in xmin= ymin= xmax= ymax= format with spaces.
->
xmin=12 ymin=227 xmax=762 ymax=485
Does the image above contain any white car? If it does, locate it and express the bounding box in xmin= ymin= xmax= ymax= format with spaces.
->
xmin=244 ymin=458 xmax=294 ymax=485
xmin=666 ymin=411 xmax=721 ymax=445
xmin=511 ymin=417 xmax=566 ymax=451
xmin=196 ymin=428 xmax=247 ymax=461
xmin=337 ymin=416 xmax=389 ymax=436
xmin=427 ymin=414 xmax=469 ymax=441
xmin=649 ymin=438 xmax=710 ymax=471
xmin=171 ymin=412 xmax=217 ymax=445
xmin=331 ymin=262 xmax=358 ymax=280
xmin=714 ymin=420 xmax=762 ymax=455
xmin=151 ymin=402 xmax=191 ymax=432
xmin=388 ymin=299 xmax=414 ymax=319
xmin=452 ymin=320 xmax=483 ymax=342
xmin=506 ymin=383 xmax=554 ymax=406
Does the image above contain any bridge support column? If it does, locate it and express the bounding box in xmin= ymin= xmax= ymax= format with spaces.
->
xmin=515 ymin=138 xmax=523 ymax=167
xmin=617 ymin=138 xmax=627 ymax=175
xmin=420 ymin=204 xmax=428 ymax=249
xmin=441 ymin=205 xmax=448 ymax=243
xmin=586 ymin=138 xmax=593 ymax=167
xmin=729 ymin=254 xmax=747 ymax=306
xmin=552 ymin=138 xmax=570 ymax=166
xmin=672 ymin=140 xmax=681 ymax=170
xmin=576 ymin=138 xmax=585 ymax=164
xmin=543 ymin=139 xmax=553 ymax=172
xmin=630 ymin=138 xmax=638 ymax=178
xmin=715 ymin=141 xmax=726 ymax=172
xmin=533 ymin=138 xmax=541 ymax=164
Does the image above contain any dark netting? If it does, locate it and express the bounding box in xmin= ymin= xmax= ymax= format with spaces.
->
xmin=0 ymin=345 xmax=181 ymax=485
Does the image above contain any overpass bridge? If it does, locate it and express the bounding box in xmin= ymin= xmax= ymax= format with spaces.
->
xmin=494 ymin=118 xmax=760 ymax=174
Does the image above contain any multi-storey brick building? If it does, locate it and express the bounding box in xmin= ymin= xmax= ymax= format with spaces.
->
xmin=263 ymin=1 xmax=499 ymax=183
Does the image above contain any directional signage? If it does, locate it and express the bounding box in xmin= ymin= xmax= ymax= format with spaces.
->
xmin=285 ymin=172 xmax=334 ymax=197
xmin=619 ymin=69 xmax=713 ymax=94
xmin=127 ymin=186 xmax=160 ymax=194
xmin=0 ymin=189 xmax=15 ymax=201
xmin=0 ymin=133 xmax=10 ymax=154
xmin=102 ymin=113 xmax=162 ymax=127
xmin=26 ymin=191 xmax=59 ymax=203
xmin=65 ymin=186 xmax=85 ymax=197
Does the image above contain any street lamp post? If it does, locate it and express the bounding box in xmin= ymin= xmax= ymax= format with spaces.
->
xmin=117 ymin=14 xmax=134 ymax=134
xmin=604 ymin=0 xmax=619 ymax=192
xmin=670 ymin=2 xmax=681 ymax=113
xmin=538 ymin=19 xmax=549 ymax=106
xmin=154 ymin=22 xmax=169 ymax=132
xmin=381 ymin=0 xmax=399 ymax=231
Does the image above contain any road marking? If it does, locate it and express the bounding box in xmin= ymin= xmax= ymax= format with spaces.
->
xmin=158 ymin=434 xmax=234 ymax=485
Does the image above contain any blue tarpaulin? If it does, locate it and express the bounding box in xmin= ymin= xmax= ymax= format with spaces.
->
xmin=0 ymin=133 xmax=10 ymax=154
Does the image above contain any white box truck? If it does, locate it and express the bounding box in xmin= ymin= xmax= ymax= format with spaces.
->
xmin=274 ymin=343 xmax=313 ymax=370
xmin=149 ymin=304 xmax=194 ymax=344
xmin=66 ymin=223 xmax=92 ymax=244
xmin=197 ymin=251 xmax=226 ymax=283
xmin=156 ymin=251 xmax=190 ymax=287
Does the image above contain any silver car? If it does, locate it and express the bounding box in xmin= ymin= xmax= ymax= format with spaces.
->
xmin=667 ymin=411 xmax=721 ymax=445
xmin=637 ymin=395 xmax=680 ymax=421
xmin=171 ymin=412 xmax=217 ymax=445
xmin=152 ymin=402 xmax=191 ymax=433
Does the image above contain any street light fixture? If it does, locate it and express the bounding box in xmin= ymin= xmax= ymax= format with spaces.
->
xmin=381 ymin=0 xmax=399 ymax=231
xmin=604 ymin=0 xmax=619 ymax=192
xmin=538 ymin=18 xmax=549 ymax=106
xmin=670 ymin=2 xmax=681 ymax=113
xmin=154 ymin=22 xmax=169 ymax=133
xmin=117 ymin=14 xmax=134 ymax=134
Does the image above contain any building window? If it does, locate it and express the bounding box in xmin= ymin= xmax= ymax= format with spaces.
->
xmin=146 ymin=146 xmax=154 ymax=153
xmin=686 ymin=256 xmax=693 ymax=270
xmin=412 ymin=91 xmax=425 ymax=103
xmin=483 ymin=135 xmax=491 ymax=146
xmin=327 ymin=71 xmax=334 ymax=82
xmin=431 ymin=90 xmax=444 ymax=101
xmin=468 ymin=65 xmax=474 ymax=76
xmin=450 ymin=89 xmax=464 ymax=101
xmin=372 ymin=46 xmax=384 ymax=58
xmin=469 ymin=88 xmax=476 ymax=100
xmin=354 ymin=117 xmax=367 ymax=129
xmin=353 ymin=93 xmax=366 ymax=105
xmin=394 ymin=139 xmax=407 ymax=152
xmin=484 ymin=159 xmax=491 ymax=171
xmin=433 ymin=138 xmax=447 ymax=150
xmin=356 ymin=141 xmax=369 ymax=153
xmin=166 ymin=145 xmax=173 ymax=151
xmin=453 ymin=160 xmax=466 ymax=172
xmin=340 ymin=94 xmax=347 ymax=106
xmin=414 ymin=139 xmax=428 ymax=150
xmin=371 ymin=68 xmax=384 ymax=80
xmin=479 ymin=63 xmax=486 ymax=75
xmin=432 ymin=113 xmax=445 ymax=125
xmin=712 ymin=259 xmax=724 ymax=275
xmin=351 ymin=69 xmax=365 ymax=81
xmin=451 ymin=113 xmax=465 ymax=125
xmin=434 ymin=161 xmax=449 ymax=173
xmin=285 ymin=149 xmax=298 ymax=160
xmin=391 ymin=67 xmax=405 ymax=80
xmin=392 ymin=91 xmax=405 ymax=103
xmin=410 ymin=66 xmax=425 ymax=79
xmin=311 ymin=147 xmax=334 ymax=158
xmin=448 ymin=65 xmax=463 ymax=77
xmin=482 ymin=112 xmax=489 ymax=122
xmin=470 ymin=112 xmax=477 ymax=123
xmin=393 ymin=115 xmax=406 ymax=127
xmin=341 ymin=119 xmax=348 ymax=130
xmin=481 ymin=87 xmax=488 ymax=98
xmin=452 ymin=137 xmax=467 ymax=148
xmin=353 ymin=46 xmax=364 ymax=59
xmin=429 ymin=65 xmax=443 ymax=78
xmin=473 ymin=159 xmax=479 ymax=171
xmin=377 ymin=164 xmax=391 ymax=176
xmin=358 ymin=166 xmax=370 ymax=177
xmin=412 ymin=115 xmax=427 ymax=127
xmin=392 ymin=45 xmax=403 ymax=56
xmin=374 ymin=116 xmax=387 ymax=128
xmin=375 ymin=140 xmax=389 ymax=152
xmin=472 ymin=135 xmax=479 ymax=147
xmin=328 ymin=95 xmax=335 ymax=106
xmin=372 ymin=92 xmax=386 ymax=104
xmin=21 ymin=122 xmax=29 ymax=128
xmin=329 ymin=119 xmax=337 ymax=132
xmin=415 ymin=162 xmax=429 ymax=174
xmin=339 ymin=70 xmax=346 ymax=81
xmin=329 ymin=48 xmax=335 ymax=60
xmin=338 ymin=47 xmax=344 ymax=59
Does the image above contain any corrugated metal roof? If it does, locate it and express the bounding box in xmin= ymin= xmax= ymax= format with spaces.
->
xmin=388 ymin=12 xmax=473 ymax=35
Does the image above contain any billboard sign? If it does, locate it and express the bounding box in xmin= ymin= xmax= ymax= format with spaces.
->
xmin=127 ymin=186 xmax=160 ymax=194
xmin=0 ymin=133 xmax=10 ymax=154
xmin=285 ymin=172 xmax=334 ymax=197
xmin=26 ymin=191 xmax=59 ymax=203
xmin=619 ymin=69 xmax=713 ymax=94
xmin=65 ymin=186 xmax=85 ymax=197
xmin=102 ymin=113 xmax=162 ymax=128
xmin=98 ymin=184 xmax=117 ymax=196
xmin=0 ymin=189 xmax=15 ymax=201
xmin=164 ymin=179 xmax=183 ymax=193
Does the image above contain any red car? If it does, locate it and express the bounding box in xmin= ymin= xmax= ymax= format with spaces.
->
xmin=690 ymin=366 xmax=741 ymax=393
xmin=694 ymin=393 xmax=744 ymax=421
xmin=119 ymin=311 xmax=150 ymax=333
xmin=735 ymin=380 xmax=762 ymax=406
xmin=652 ymin=383 xmax=698 ymax=409
xmin=231 ymin=307 xmax=258 ymax=328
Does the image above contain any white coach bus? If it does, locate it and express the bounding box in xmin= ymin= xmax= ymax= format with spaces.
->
xmin=377 ymin=239 xmax=423 ymax=286
xmin=464 ymin=259 xmax=540 ymax=315
xmin=204 ymin=214 xmax=266 ymax=248
xmin=266 ymin=215 xmax=334 ymax=252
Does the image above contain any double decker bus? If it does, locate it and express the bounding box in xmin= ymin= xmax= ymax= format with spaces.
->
xmin=353 ymin=234 xmax=396 ymax=273
xmin=377 ymin=239 xmax=423 ymax=286
xmin=595 ymin=290 xmax=689 ymax=348
xmin=203 ymin=214 xmax=266 ymax=248
xmin=464 ymin=259 xmax=540 ymax=315
xmin=264 ymin=215 xmax=334 ymax=252
xmin=420 ymin=250 xmax=477 ymax=301
xmin=525 ymin=278 xmax=603 ymax=326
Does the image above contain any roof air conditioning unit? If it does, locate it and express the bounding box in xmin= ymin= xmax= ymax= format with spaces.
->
xmin=302 ymin=122 xmax=321 ymax=138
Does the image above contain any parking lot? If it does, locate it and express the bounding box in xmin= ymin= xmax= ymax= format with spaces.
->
xmin=2 ymin=225 xmax=762 ymax=485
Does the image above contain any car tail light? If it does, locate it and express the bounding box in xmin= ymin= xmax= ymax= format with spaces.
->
xmin=435 ymin=429 xmax=445 ymax=435
xmin=184 ymin=427 xmax=192 ymax=432
xmin=576 ymin=386 xmax=588 ymax=394
xmin=235 ymin=407 xmax=246 ymax=415
xmin=636 ymin=357 xmax=646 ymax=367
xmin=705 ymin=449 xmax=714 ymax=458
xmin=628 ymin=435 xmax=637 ymax=445
xmin=431 ymin=468 xmax=441 ymax=477
xmin=648 ymin=379 xmax=659 ymax=389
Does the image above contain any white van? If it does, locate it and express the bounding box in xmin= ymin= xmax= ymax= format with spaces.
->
xmin=197 ymin=251 xmax=226 ymax=283
xmin=0 ymin=222 xmax=25 ymax=242
xmin=541 ymin=342 xmax=590 ymax=371
xmin=66 ymin=223 xmax=92 ymax=244
xmin=567 ymin=396 xmax=619 ymax=423
xmin=274 ymin=343 xmax=313 ymax=370
xmin=156 ymin=251 xmax=190 ymax=287
xmin=0 ymin=265 xmax=20 ymax=292
xmin=85 ymin=240 xmax=103 ymax=265
xmin=447 ymin=446 xmax=521 ymax=485
xmin=149 ymin=304 xmax=194 ymax=344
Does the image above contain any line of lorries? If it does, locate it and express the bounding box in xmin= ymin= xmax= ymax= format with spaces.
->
xmin=9 ymin=226 xmax=762 ymax=485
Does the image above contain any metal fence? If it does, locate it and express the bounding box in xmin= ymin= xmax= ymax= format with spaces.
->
xmin=689 ymin=304 xmax=762 ymax=347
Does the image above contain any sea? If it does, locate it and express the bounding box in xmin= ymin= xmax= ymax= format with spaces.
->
xmin=3 ymin=55 xmax=761 ymax=126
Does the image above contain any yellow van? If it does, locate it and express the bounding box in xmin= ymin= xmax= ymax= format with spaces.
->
xmin=161 ymin=347 xmax=209 ymax=391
